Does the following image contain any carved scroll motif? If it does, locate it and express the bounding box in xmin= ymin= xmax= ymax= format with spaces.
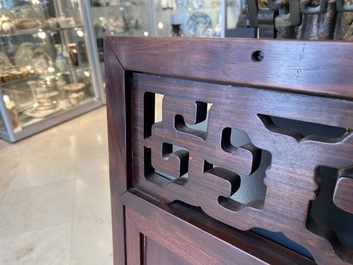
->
xmin=132 ymin=73 xmax=353 ymax=265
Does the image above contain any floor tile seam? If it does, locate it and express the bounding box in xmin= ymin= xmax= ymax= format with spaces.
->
xmin=77 ymin=138 xmax=108 ymax=145
xmin=0 ymin=152 xmax=22 ymax=159
xmin=72 ymin=210 xmax=112 ymax=222
xmin=69 ymin=169 xmax=79 ymax=265
xmin=0 ymin=157 xmax=24 ymax=206
xmin=73 ymin=132 xmax=79 ymax=173
xmin=0 ymin=220 xmax=74 ymax=240
xmin=0 ymin=140 xmax=29 ymax=154
xmin=16 ymin=146 xmax=79 ymax=159
xmin=76 ymin=141 xmax=108 ymax=147
xmin=75 ymin=168 xmax=109 ymax=178
xmin=71 ymin=170 xmax=111 ymax=222
xmin=5 ymin=176 xmax=78 ymax=194
xmin=73 ymin=130 xmax=82 ymax=178
xmin=0 ymin=182 xmax=76 ymax=238
xmin=3 ymin=176 xmax=76 ymax=206
xmin=0 ymin=192 xmax=6 ymax=206
xmin=18 ymin=150 xmax=70 ymax=158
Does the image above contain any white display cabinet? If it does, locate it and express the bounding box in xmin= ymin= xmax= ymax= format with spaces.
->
xmin=88 ymin=0 xmax=153 ymax=82
xmin=0 ymin=0 xmax=104 ymax=143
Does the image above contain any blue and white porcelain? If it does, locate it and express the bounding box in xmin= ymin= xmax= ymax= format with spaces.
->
xmin=192 ymin=0 xmax=205 ymax=9
xmin=175 ymin=0 xmax=188 ymax=8
xmin=187 ymin=12 xmax=212 ymax=37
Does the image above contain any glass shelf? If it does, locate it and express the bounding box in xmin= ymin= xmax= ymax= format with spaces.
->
xmin=0 ymin=74 xmax=39 ymax=87
xmin=0 ymin=24 xmax=85 ymax=38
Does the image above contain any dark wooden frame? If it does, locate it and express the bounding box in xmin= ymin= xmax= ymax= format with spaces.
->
xmin=105 ymin=36 xmax=353 ymax=265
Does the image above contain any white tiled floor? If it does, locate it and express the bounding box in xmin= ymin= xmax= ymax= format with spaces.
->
xmin=0 ymin=107 xmax=113 ymax=265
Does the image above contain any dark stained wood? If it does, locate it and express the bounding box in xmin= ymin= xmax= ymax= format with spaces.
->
xmin=122 ymin=190 xmax=314 ymax=265
xmin=105 ymin=36 xmax=353 ymax=265
xmin=145 ymin=238 xmax=192 ymax=265
xmin=105 ymin=38 xmax=129 ymax=265
xmin=334 ymin=169 xmax=353 ymax=214
xmin=125 ymin=208 xmax=142 ymax=265
xmin=106 ymin=36 xmax=353 ymax=100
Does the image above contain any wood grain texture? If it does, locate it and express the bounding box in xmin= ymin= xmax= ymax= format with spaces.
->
xmin=105 ymin=39 xmax=129 ymax=265
xmin=125 ymin=209 xmax=142 ymax=265
xmin=334 ymin=169 xmax=353 ymax=214
xmin=105 ymin=36 xmax=353 ymax=99
xmin=122 ymin=190 xmax=314 ymax=265
xmin=145 ymin=238 xmax=192 ymax=265
xmin=105 ymin=36 xmax=353 ymax=265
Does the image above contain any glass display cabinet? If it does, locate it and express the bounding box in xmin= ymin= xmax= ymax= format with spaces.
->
xmin=151 ymin=0 xmax=243 ymax=38
xmin=89 ymin=0 xmax=152 ymax=58
xmin=224 ymin=0 xmax=247 ymax=35
xmin=87 ymin=0 xmax=245 ymax=79
xmin=0 ymin=0 xmax=104 ymax=143
xmin=89 ymin=0 xmax=245 ymax=47
xmin=151 ymin=0 xmax=223 ymax=37
xmin=88 ymin=0 xmax=152 ymax=80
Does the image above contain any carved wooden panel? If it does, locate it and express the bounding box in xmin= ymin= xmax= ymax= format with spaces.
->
xmin=105 ymin=37 xmax=353 ymax=265
xmin=131 ymin=73 xmax=353 ymax=265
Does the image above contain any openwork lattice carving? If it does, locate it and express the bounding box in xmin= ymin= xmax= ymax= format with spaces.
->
xmin=132 ymin=73 xmax=353 ymax=265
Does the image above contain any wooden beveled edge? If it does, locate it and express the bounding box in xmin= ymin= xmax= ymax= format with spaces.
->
xmin=105 ymin=37 xmax=133 ymax=196
xmin=121 ymin=189 xmax=315 ymax=265
xmin=105 ymin=36 xmax=353 ymax=100
xmin=104 ymin=38 xmax=130 ymax=265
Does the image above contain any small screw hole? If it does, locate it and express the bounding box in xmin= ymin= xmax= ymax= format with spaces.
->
xmin=252 ymin=50 xmax=264 ymax=62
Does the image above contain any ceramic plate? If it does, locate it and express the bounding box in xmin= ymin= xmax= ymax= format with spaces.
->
xmin=63 ymin=83 xmax=85 ymax=92
xmin=176 ymin=0 xmax=188 ymax=8
xmin=192 ymin=0 xmax=205 ymax=9
xmin=24 ymin=106 xmax=61 ymax=118
xmin=15 ymin=42 xmax=35 ymax=68
xmin=32 ymin=50 xmax=52 ymax=74
xmin=35 ymin=91 xmax=59 ymax=99
xmin=187 ymin=12 xmax=212 ymax=37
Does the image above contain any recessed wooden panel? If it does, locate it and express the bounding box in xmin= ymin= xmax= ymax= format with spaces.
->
xmin=145 ymin=238 xmax=191 ymax=265
xmin=123 ymin=191 xmax=314 ymax=265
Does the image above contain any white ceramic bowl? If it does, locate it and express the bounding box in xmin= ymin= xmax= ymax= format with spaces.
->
xmin=63 ymin=83 xmax=85 ymax=92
